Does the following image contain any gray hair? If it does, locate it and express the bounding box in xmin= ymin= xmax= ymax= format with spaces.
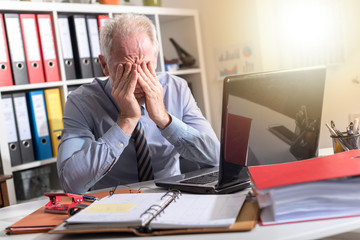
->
xmin=100 ymin=13 xmax=159 ymax=62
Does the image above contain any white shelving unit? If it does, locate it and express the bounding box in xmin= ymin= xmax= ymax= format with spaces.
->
xmin=0 ymin=1 xmax=211 ymax=204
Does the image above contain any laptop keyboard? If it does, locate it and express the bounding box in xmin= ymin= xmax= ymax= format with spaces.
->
xmin=180 ymin=171 xmax=219 ymax=185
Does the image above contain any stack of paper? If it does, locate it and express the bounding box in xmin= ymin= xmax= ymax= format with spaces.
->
xmin=248 ymin=149 xmax=360 ymax=225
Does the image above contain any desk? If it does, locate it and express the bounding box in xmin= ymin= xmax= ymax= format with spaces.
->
xmin=1 ymin=181 xmax=360 ymax=240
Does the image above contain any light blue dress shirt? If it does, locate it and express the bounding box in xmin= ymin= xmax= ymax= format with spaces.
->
xmin=57 ymin=73 xmax=220 ymax=194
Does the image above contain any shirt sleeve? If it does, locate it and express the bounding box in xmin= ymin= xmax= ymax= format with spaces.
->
xmin=160 ymin=75 xmax=220 ymax=168
xmin=57 ymin=97 xmax=130 ymax=194
xmin=161 ymin=115 xmax=220 ymax=168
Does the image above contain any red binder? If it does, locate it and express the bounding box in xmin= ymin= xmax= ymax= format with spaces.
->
xmin=36 ymin=14 xmax=60 ymax=82
xmin=248 ymin=149 xmax=360 ymax=190
xmin=19 ymin=14 xmax=45 ymax=84
xmin=0 ymin=14 xmax=13 ymax=86
xmin=97 ymin=15 xmax=109 ymax=31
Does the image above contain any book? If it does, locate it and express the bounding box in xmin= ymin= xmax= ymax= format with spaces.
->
xmin=248 ymin=149 xmax=360 ymax=225
xmin=59 ymin=191 xmax=246 ymax=231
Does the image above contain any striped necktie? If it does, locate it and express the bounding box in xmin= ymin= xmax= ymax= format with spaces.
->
xmin=133 ymin=121 xmax=154 ymax=181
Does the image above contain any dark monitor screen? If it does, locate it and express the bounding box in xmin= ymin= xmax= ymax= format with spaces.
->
xmin=218 ymin=67 xmax=326 ymax=187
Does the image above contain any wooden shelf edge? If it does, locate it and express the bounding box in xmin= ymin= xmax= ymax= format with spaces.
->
xmin=11 ymin=158 xmax=57 ymax=172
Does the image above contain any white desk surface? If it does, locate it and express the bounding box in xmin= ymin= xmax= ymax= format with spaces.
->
xmin=1 ymin=181 xmax=360 ymax=240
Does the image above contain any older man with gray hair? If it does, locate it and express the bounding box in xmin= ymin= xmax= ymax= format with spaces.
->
xmin=57 ymin=13 xmax=219 ymax=194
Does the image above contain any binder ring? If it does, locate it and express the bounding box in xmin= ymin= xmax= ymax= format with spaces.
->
xmin=9 ymin=143 xmax=17 ymax=151
xmin=32 ymin=62 xmax=38 ymax=68
xmin=56 ymin=134 xmax=61 ymax=140
xmin=16 ymin=62 xmax=23 ymax=69
xmin=65 ymin=60 xmax=73 ymax=66
xmin=94 ymin=58 xmax=99 ymax=64
xmin=140 ymin=204 xmax=162 ymax=218
xmin=83 ymin=59 xmax=89 ymax=65
xmin=48 ymin=61 xmax=54 ymax=67
xmin=22 ymin=140 xmax=30 ymax=148
xmin=0 ymin=64 xmax=6 ymax=70
xmin=161 ymin=189 xmax=181 ymax=200
xmin=41 ymin=138 xmax=47 ymax=144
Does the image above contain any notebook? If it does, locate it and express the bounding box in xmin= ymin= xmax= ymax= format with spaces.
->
xmin=155 ymin=66 xmax=326 ymax=194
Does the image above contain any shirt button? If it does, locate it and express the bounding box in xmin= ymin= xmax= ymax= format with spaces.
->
xmin=166 ymin=136 xmax=171 ymax=139
xmin=120 ymin=143 xmax=124 ymax=147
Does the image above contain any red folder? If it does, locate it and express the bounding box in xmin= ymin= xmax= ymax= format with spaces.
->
xmin=97 ymin=15 xmax=109 ymax=31
xmin=19 ymin=14 xmax=45 ymax=84
xmin=0 ymin=14 xmax=13 ymax=86
xmin=248 ymin=149 xmax=360 ymax=190
xmin=36 ymin=14 xmax=60 ymax=82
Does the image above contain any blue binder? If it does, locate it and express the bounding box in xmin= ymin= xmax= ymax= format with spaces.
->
xmin=26 ymin=90 xmax=52 ymax=160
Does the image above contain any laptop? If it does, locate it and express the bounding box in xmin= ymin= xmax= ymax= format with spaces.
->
xmin=155 ymin=66 xmax=326 ymax=194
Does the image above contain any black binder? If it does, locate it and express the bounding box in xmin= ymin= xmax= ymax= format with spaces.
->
xmin=85 ymin=15 xmax=103 ymax=77
xmin=57 ymin=14 xmax=76 ymax=80
xmin=68 ymin=15 xmax=93 ymax=79
xmin=12 ymin=92 xmax=35 ymax=164
xmin=4 ymin=13 xmax=29 ymax=85
xmin=1 ymin=94 xmax=22 ymax=166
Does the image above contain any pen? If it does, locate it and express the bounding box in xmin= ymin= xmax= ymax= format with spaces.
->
xmin=82 ymin=195 xmax=98 ymax=202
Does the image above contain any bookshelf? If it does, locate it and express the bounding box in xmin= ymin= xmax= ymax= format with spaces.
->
xmin=0 ymin=1 xmax=210 ymax=204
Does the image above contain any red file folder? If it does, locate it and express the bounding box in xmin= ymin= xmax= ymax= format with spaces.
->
xmin=19 ymin=14 xmax=46 ymax=84
xmin=97 ymin=14 xmax=109 ymax=31
xmin=0 ymin=14 xmax=13 ymax=86
xmin=248 ymin=149 xmax=360 ymax=190
xmin=36 ymin=14 xmax=60 ymax=82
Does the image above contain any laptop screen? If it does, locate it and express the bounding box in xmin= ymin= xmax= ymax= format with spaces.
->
xmin=218 ymin=67 xmax=326 ymax=186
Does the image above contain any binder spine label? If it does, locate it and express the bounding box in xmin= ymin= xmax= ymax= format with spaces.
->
xmin=1 ymin=98 xmax=17 ymax=143
xmin=32 ymin=94 xmax=49 ymax=137
xmin=13 ymin=96 xmax=32 ymax=140
xmin=22 ymin=18 xmax=41 ymax=61
xmin=0 ymin=17 xmax=7 ymax=62
xmin=58 ymin=18 xmax=74 ymax=59
xmin=5 ymin=18 xmax=25 ymax=62
xmin=38 ymin=18 xmax=56 ymax=60
xmin=74 ymin=17 xmax=90 ymax=58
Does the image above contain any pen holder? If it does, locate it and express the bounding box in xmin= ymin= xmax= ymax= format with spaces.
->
xmin=331 ymin=133 xmax=360 ymax=153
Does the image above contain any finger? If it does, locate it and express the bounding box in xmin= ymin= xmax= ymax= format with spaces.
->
xmin=113 ymin=64 xmax=124 ymax=90
xmin=122 ymin=63 xmax=138 ymax=93
xmin=147 ymin=61 xmax=157 ymax=77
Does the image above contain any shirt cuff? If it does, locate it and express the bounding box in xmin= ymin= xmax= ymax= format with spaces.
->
xmin=102 ymin=123 xmax=131 ymax=157
xmin=160 ymin=114 xmax=188 ymax=144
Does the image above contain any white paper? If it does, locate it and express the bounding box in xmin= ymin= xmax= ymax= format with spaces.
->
xmin=57 ymin=18 xmax=73 ymax=59
xmin=31 ymin=94 xmax=49 ymax=137
xmin=74 ymin=17 xmax=90 ymax=58
xmin=258 ymin=177 xmax=360 ymax=225
xmin=66 ymin=192 xmax=246 ymax=230
xmin=66 ymin=193 xmax=166 ymax=227
xmin=5 ymin=17 xmax=25 ymax=62
xmin=22 ymin=18 xmax=41 ymax=61
xmin=13 ymin=95 xmax=32 ymax=140
xmin=151 ymin=193 xmax=246 ymax=229
xmin=1 ymin=98 xmax=18 ymax=143
xmin=38 ymin=17 xmax=56 ymax=60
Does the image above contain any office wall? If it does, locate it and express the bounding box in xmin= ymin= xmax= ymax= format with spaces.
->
xmin=162 ymin=0 xmax=360 ymax=151
xmin=161 ymin=0 xmax=259 ymax=138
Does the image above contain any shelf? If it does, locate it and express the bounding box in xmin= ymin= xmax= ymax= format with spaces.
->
xmin=0 ymin=1 xmax=210 ymax=205
xmin=11 ymin=158 xmax=57 ymax=172
xmin=0 ymin=81 xmax=65 ymax=93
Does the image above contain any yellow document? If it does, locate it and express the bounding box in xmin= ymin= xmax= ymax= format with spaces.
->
xmin=44 ymin=88 xmax=63 ymax=157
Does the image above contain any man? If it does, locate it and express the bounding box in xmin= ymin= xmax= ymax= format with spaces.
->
xmin=57 ymin=13 xmax=220 ymax=194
